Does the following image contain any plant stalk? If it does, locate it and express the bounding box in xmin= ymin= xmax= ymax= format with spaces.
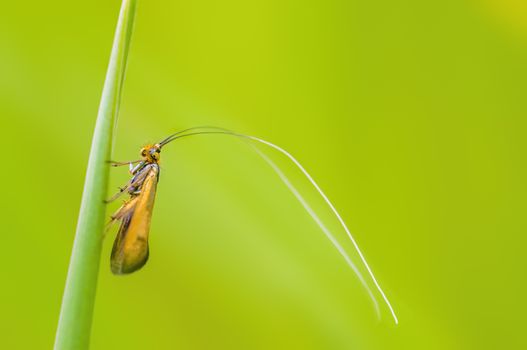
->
xmin=54 ymin=1 xmax=138 ymax=349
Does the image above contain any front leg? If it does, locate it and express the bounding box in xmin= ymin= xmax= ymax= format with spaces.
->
xmin=107 ymin=159 xmax=141 ymax=171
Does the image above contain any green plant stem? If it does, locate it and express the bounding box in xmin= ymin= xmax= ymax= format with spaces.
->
xmin=54 ymin=1 xmax=138 ymax=349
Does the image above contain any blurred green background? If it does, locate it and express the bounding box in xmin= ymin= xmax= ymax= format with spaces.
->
xmin=1 ymin=0 xmax=526 ymax=349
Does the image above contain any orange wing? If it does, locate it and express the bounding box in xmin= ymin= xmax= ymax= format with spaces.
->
xmin=110 ymin=164 xmax=159 ymax=274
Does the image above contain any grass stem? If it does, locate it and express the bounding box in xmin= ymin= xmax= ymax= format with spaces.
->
xmin=54 ymin=1 xmax=138 ymax=349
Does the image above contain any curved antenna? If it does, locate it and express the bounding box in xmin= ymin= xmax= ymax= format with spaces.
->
xmin=161 ymin=127 xmax=399 ymax=325
xmin=158 ymin=126 xmax=223 ymax=147
xmin=158 ymin=126 xmax=200 ymax=146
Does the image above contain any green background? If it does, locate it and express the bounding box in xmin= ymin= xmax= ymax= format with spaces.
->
xmin=1 ymin=0 xmax=526 ymax=349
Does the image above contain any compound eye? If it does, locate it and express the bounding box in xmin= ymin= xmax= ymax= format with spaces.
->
xmin=141 ymin=149 xmax=147 ymax=157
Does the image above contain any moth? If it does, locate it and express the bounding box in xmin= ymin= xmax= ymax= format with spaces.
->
xmin=106 ymin=143 xmax=162 ymax=275
xmin=106 ymin=128 xmax=221 ymax=275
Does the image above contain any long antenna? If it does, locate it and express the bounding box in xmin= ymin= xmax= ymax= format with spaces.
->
xmin=159 ymin=126 xmax=399 ymax=324
xmin=158 ymin=126 xmax=224 ymax=147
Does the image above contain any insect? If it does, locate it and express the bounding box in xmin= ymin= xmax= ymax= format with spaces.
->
xmin=106 ymin=128 xmax=226 ymax=275
xmin=106 ymin=143 xmax=162 ymax=275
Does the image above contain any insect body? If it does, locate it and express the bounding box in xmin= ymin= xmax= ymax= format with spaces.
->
xmin=107 ymin=144 xmax=161 ymax=275
xmin=106 ymin=128 xmax=239 ymax=275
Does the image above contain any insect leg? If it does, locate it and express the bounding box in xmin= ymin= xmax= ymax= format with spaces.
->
xmin=104 ymin=165 xmax=151 ymax=203
xmin=104 ymin=198 xmax=138 ymax=239
xmin=104 ymin=183 xmax=130 ymax=203
xmin=107 ymin=159 xmax=141 ymax=167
